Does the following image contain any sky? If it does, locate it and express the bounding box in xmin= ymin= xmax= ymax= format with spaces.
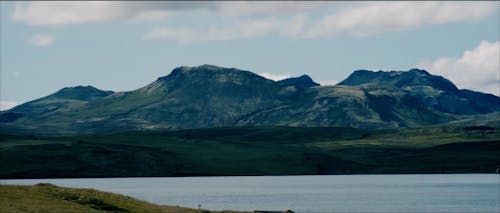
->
xmin=1 ymin=1 xmax=499 ymax=110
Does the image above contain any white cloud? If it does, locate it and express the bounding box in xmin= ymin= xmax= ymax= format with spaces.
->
xmin=217 ymin=2 xmax=326 ymax=17
xmin=29 ymin=34 xmax=55 ymax=47
xmin=129 ymin=10 xmax=169 ymax=23
xmin=143 ymin=13 xmax=314 ymax=44
xmin=279 ymin=14 xmax=309 ymax=37
xmin=0 ymin=101 xmax=19 ymax=111
xmin=143 ymin=18 xmax=277 ymax=44
xmin=11 ymin=1 xmax=192 ymax=26
xmin=318 ymin=80 xmax=338 ymax=86
xmin=13 ymin=1 xmax=128 ymax=26
xmin=259 ymin=72 xmax=291 ymax=81
xmin=304 ymin=2 xmax=498 ymax=37
xmin=417 ymin=40 xmax=500 ymax=96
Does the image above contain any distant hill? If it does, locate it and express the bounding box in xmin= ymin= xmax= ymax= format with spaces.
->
xmin=1 ymin=65 xmax=499 ymax=135
xmin=278 ymin=75 xmax=319 ymax=89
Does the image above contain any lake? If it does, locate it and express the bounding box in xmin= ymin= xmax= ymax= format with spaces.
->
xmin=1 ymin=174 xmax=499 ymax=212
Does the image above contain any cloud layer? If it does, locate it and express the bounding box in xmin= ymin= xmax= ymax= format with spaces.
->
xmin=11 ymin=1 xmax=323 ymax=26
xmin=13 ymin=1 xmax=132 ymax=26
xmin=11 ymin=1 xmax=208 ymax=25
xmin=143 ymin=18 xmax=278 ymax=44
xmin=417 ymin=40 xmax=500 ymax=96
xmin=12 ymin=2 xmax=498 ymax=43
xmin=305 ymin=2 xmax=497 ymax=37
xmin=142 ymin=1 xmax=498 ymax=43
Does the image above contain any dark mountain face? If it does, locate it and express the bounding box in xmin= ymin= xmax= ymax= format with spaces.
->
xmin=149 ymin=65 xmax=284 ymax=100
xmin=278 ymin=75 xmax=320 ymax=90
xmin=1 ymin=65 xmax=499 ymax=134
xmin=338 ymin=68 xmax=500 ymax=115
xmin=112 ymin=64 xmax=290 ymax=129
xmin=339 ymin=68 xmax=458 ymax=92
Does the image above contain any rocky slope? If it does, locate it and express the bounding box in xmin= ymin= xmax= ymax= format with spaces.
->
xmin=1 ymin=65 xmax=499 ymax=134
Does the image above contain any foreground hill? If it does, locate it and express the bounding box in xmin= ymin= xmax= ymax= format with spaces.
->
xmin=0 ymin=183 xmax=247 ymax=213
xmin=1 ymin=65 xmax=499 ymax=134
xmin=1 ymin=126 xmax=499 ymax=178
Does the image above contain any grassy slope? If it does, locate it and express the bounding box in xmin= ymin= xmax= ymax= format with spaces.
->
xmin=0 ymin=183 xmax=246 ymax=213
xmin=1 ymin=126 xmax=499 ymax=178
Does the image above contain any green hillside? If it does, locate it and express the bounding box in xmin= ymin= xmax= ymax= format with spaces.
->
xmin=0 ymin=183 xmax=247 ymax=213
xmin=1 ymin=126 xmax=499 ymax=178
xmin=2 ymin=65 xmax=499 ymax=134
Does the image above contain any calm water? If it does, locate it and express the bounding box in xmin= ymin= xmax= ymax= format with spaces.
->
xmin=2 ymin=174 xmax=499 ymax=212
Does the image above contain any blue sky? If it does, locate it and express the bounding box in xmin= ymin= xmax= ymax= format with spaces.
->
xmin=1 ymin=1 xmax=499 ymax=110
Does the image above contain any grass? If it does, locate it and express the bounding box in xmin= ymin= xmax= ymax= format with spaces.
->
xmin=311 ymin=126 xmax=500 ymax=149
xmin=1 ymin=126 xmax=499 ymax=178
xmin=0 ymin=183 xmax=249 ymax=213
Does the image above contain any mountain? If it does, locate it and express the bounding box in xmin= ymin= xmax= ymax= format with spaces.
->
xmin=0 ymin=86 xmax=113 ymax=123
xmin=338 ymin=68 xmax=500 ymax=114
xmin=89 ymin=64 xmax=289 ymax=130
xmin=1 ymin=65 xmax=499 ymax=134
xmin=278 ymin=75 xmax=319 ymax=89
xmin=338 ymin=68 xmax=457 ymax=91
xmin=47 ymin=85 xmax=114 ymax=101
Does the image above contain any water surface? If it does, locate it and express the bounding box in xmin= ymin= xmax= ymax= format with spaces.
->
xmin=2 ymin=174 xmax=499 ymax=212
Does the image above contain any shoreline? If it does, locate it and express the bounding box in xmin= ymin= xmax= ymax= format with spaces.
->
xmin=2 ymin=174 xmax=497 ymax=212
xmin=1 ymin=172 xmax=499 ymax=180
xmin=0 ymin=183 xmax=254 ymax=213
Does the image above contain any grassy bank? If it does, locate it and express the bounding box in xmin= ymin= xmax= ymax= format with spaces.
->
xmin=0 ymin=183 xmax=247 ymax=213
xmin=1 ymin=126 xmax=499 ymax=178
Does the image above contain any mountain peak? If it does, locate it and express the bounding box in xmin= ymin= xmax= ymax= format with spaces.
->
xmin=408 ymin=68 xmax=430 ymax=75
xmin=147 ymin=64 xmax=277 ymax=96
xmin=339 ymin=70 xmax=382 ymax=85
xmin=297 ymin=74 xmax=314 ymax=80
xmin=198 ymin=64 xmax=224 ymax=70
xmin=49 ymin=85 xmax=113 ymax=101
xmin=169 ymin=64 xmax=227 ymax=75
xmin=61 ymin=85 xmax=97 ymax=91
xmin=159 ymin=64 xmax=271 ymax=81
xmin=339 ymin=69 xmax=458 ymax=92
xmin=278 ymin=75 xmax=319 ymax=89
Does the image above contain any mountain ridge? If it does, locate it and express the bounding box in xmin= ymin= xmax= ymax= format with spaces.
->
xmin=1 ymin=64 xmax=499 ymax=135
xmin=278 ymin=75 xmax=320 ymax=89
xmin=339 ymin=68 xmax=458 ymax=91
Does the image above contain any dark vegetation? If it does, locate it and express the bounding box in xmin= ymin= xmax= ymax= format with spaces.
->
xmin=463 ymin=125 xmax=495 ymax=131
xmin=1 ymin=126 xmax=499 ymax=179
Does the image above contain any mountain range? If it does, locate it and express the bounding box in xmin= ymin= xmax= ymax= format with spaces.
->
xmin=1 ymin=64 xmax=499 ymax=135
